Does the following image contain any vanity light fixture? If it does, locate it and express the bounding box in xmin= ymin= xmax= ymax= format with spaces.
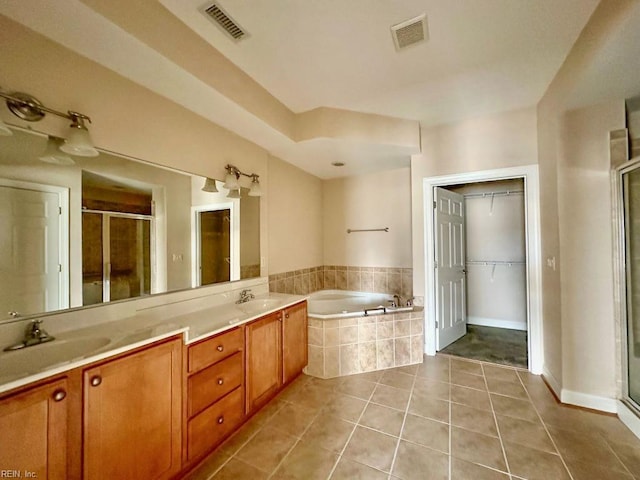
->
xmin=227 ymin=188 xmax=241 ymax=199
xmin=0 ymin=88 xmax=99 ymax=157
xmin=222 ymin=164 xmax=263 ymax=198
xmin=201 ymin=177 xmax=219 ymax=193
xmin=39 ymin=136 xmax=75 ymax=165
xmin=248 ymin=174 xmax=262 ymax=197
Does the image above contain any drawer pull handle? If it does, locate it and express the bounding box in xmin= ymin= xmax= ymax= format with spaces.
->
xmin=217 ymin=378 xmax=224 ymax=385
xmin=217 ymin=416 xmax=224 ymax=424
xmin=52 ymin=389 xmax=66 ymax=402
xmin=216 ymin=345 xmax=224 ymax=352
xmin=90 ymin=375 xmax=102 ymax=387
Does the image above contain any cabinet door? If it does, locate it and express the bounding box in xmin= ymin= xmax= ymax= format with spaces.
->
xmin=0 ymin=378 xmax=68 ymax=479
xmin=246 ymin=311 xmax=282 ymax=413
xmin=282 ymin=301 xmax=308 ymax=384
xmin=83 ymin=339 xmax=182 ymax=480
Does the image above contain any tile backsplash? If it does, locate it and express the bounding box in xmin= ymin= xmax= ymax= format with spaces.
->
xmin=269 ymin=265 xmax=413 ymax=299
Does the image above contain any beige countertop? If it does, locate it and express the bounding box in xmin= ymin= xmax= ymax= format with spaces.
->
xmin=0 ymin=292 xmax=306 ymax=395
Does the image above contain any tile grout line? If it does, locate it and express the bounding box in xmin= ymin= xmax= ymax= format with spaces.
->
xmin=264 ymin=379 xmax=336 ymax=480
xmin=481 ymin=362 xmax=513 ymax=479
xmin=386 ymin=366 xmax=419 ymax=479
xmin=602 ymin=439 xmax=636 ymax=478
xmin=515 ymin=370 xmax=575 ymax=480
xmin=325 ymin=373 xmax=381 ymax=479
xmin=206 ymin=386 xmax=292 ymax=479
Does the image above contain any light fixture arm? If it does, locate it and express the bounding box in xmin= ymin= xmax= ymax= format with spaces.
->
xmin=0 ymin=89 xmax=92 ymax=124
xmin=226 ymin=164 xmax=258 ymax=181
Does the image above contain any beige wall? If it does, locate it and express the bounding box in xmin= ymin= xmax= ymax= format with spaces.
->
xmin=535 ymin=0 xmax=638 ymax=399
xmin=411 ymin=106 xmax=538 ymax=298
xmin=267 ymin=156 xmax=323 ymax=274
xmin=323 ymin=167 xmax=412 ymax=268
xmin=0 ymin=15 xmax=268 ymax=188
xmin=558 ymin=101 xmax=625 ymax=398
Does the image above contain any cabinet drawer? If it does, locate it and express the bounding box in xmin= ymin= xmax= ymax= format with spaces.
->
xmin=187 ymin=387 xmax=244 ymax=462
xmin=188 ymin=327 xmax=243 ymax=373
xmin=188 ymin=351 xmax=243 ymax=417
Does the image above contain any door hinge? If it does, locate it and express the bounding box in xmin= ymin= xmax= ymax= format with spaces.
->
xmin=434 ymin=260 xmax=438 ymax=268
xmin=58 ymin=264 xmax=62 ymax=272
xmin=435 ymin=321 xmax=439 ymax=328
xmin=433 ymin=201 xmax=437 ymax=209
xmin=58 ymin=206 xmax=62 ymax=215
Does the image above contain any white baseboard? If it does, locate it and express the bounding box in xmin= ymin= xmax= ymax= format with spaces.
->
xmin=542 ymin=365 xmax=562 ymax=399
xmin=467 ymin=316 xmax=527 ymax=331
xmin=618 ymin=401 xmax=640 ymax=440
xmin=560 ymin=389 xmax=617 ymax=413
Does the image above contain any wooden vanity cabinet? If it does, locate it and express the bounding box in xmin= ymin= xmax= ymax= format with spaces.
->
xmin=246 ymin=301 xmax=308 ymax=414
xmin=282 ymin=301 xmax=308 ymax=385
xmin=185 ymin=327 xmax=245 ymax=464
xmin=83 ymin=337 xmax=182 ymax=480
xmin=0 ymin=377 xmax=69 ymax=480
xmin=246 ymin=311 xmax=283 ymax=413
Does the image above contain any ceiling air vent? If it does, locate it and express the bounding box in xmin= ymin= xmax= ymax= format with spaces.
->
xmin=391 ymin=14 xmax=428 ymax=51
xmin=201 ymin=3 xmax=248 ymax=41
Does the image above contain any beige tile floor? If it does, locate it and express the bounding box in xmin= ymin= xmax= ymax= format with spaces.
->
xmin=184 ymin=354 xmax=640 ymax=480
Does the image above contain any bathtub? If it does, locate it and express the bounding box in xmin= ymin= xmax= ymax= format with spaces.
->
xmin=307 ymin=289 xmax=413 ymax=319
xmin=305 ymin=290 xmax=424 ymax=379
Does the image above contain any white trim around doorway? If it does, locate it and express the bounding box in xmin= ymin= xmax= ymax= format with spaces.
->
xmin=423 ymin=165 xmax=543 ymax=374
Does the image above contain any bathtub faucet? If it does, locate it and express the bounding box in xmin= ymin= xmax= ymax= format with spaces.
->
xmin=389 ymin=294 xmax=402 ymax=308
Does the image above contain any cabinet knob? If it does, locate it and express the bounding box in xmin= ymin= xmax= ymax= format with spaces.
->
xmin=285 ymin=313 xmax=290 ymax=319
xmin=216 ymin=345 xmax=224 ymax=352
xmin=52 ymin=389 xmax=66 ymax=402
xmin=217 ymin=416 xmax=224 ymax=424
xmin=90 ymin=375 xmax=102 ymax=387
xmin=217 ymin=378 xmax=224 ymax=385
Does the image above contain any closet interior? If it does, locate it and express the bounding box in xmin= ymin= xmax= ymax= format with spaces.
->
xmin=441 ymin=178 xmax=528 ymax=368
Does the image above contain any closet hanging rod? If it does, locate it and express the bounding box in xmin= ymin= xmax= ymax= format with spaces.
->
xmin=463 ymin=190 xmax=524 ymax=199
xmin=466 ymin=260 xmax=526 ymax=266
xmin=347 ymin=227 xmax=389 ymax=233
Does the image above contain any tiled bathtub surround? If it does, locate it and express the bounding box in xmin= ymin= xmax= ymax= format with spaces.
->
xmin=269 ymin=266 xmax=413 ymax=300
xmin=305 ymin=310 xmax=424 ymax=379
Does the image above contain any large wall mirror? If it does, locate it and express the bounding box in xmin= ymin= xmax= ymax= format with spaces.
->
xmin=0 ymin=127 xmax=261 ymax=322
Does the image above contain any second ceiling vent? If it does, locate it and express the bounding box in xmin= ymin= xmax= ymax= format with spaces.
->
xmin=201 ymin=3 xmax=248 ymax=41
xmin=391 ymin=14 xmax=428 ymax=51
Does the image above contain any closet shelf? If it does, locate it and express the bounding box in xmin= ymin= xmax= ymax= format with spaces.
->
xmin=463 ymin=190 xmax=523 ymax=199
xmin=466 ymin=260 xmax=525 ymax=266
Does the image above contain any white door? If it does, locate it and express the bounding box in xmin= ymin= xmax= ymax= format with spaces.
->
xmin=0 ymin=186 xmax=62 ymax=317
xmin=434 ymin=187 xmax=467 ymax=349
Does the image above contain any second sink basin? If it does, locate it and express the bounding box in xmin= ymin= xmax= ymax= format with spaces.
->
xmin=0 ymin=336 xmax=112 ymax=379
xmin=236 ymin=298 xmax=282 ymax=315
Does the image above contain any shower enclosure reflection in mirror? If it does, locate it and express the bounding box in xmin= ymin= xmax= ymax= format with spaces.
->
xmin=0 ymin=126 xmax=261 ymax=322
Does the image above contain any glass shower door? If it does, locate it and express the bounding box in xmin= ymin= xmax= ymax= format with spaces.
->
xmin=623 ymin=165 xmax=640 ymax=405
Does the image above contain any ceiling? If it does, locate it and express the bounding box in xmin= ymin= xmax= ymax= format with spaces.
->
xmin=161 ymin=0 xmax=598 ymax=123
xmin=1 ymin=0 xmax=601 ymax=178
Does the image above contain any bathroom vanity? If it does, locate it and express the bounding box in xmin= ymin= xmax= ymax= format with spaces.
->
xmin=0 ymin=290 xmax=307 ymax=480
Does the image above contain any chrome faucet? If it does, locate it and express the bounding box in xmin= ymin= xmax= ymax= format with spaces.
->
xmin=236 ymin=289 xmax=255 ymax=304
xmin=389 ymin=294 xmax=402 ymax=308
xmin=3 ymin=319 xmax=55 ymax=351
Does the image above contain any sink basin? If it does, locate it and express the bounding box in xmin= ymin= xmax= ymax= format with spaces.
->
xmin=236 ymin=298 xmax=281 ymax=315
xmin=0 ymin=336 xmax=112 ymax=378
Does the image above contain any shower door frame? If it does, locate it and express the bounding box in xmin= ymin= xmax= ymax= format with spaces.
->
xmin=614 ymin=156 xmax=640 ymax=424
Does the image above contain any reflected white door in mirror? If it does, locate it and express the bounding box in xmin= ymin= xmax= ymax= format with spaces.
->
xmin=0 ymin=178 xmax=70 ymax=317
